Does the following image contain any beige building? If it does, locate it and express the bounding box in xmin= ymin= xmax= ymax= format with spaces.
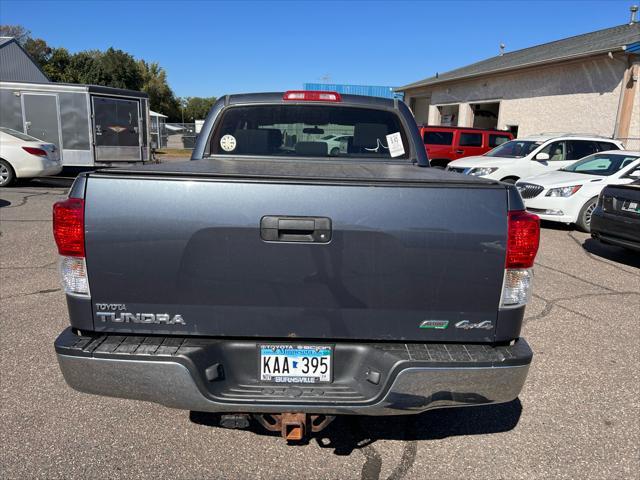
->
xmin=398 ymin=21 xmax=640 ymax=148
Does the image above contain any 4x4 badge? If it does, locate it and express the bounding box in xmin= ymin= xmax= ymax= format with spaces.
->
xmin=455 ymin=320 xmax=493 ymax=330
xmin=419 ymin=320 xmax=449 ymax=329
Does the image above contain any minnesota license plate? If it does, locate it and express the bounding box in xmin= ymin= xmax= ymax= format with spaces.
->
xmin=259 ymin=345 xmax=332 ymax=383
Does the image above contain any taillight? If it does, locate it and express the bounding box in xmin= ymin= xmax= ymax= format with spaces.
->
xmin=283 ymin=90 xmax=342 ymax=102
xmin=53 ymin=198 xmax=89 ymax=296
xmin=22 ymin=146 xmax=48 ymax=157
xmin=506 ymin=210 xmax=540 ymax=269
xmin=53 ymin=198 xmax=85 ymax=257
xmin=501 ymin=210 xmax=540 ymax=309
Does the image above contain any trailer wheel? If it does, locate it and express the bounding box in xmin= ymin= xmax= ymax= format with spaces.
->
xmin=0 ymin=160 xmax=16 ymax=187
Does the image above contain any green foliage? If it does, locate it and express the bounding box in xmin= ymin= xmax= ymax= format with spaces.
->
xmin=23 ymin=38 xmax=52 ymax=65
xmin=43 ymin=48 xmax=72 ymax=82
xmin=1 ymin=24 xmax=216 ymax=122
xmin=181 ymin=96 xmax=217 ymax=122
xmin=138 ymin=60 xmax=180 ymax=120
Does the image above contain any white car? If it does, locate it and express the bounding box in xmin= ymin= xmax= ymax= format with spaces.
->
xmin=0 ymin=127 xmax=62 ymax=187
xmin=516 ymin=151 xmax=640 ymax=232
xmin=446 ymin=134 xmax=624 ymax=183
xmin=319 ymin=134 xmax=352 ymax=156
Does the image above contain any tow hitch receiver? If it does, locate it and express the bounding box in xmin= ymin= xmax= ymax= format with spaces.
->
xmin=253 ymin=413 xmax=335 ymax=441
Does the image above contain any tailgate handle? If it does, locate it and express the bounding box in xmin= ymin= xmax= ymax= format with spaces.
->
xmin=260 ymin=216 xmax=332 ymax=243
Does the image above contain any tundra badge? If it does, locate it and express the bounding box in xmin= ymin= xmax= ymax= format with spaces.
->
xmin=95 ymin=303 xmax=185 ymax=325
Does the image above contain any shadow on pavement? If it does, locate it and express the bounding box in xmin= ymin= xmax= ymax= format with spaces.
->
xmin=27 ymin=177 xmax=76 ymax=189
xmin=0 ymin=198 xmax=10 ymax=208
xmin=581 ymin=237 xmax=640 ymax=268
xmin=190 ymin=399 xmax=522 ymax=451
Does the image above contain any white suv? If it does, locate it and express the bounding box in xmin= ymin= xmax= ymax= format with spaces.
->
xmin=446 ymin=134 xmax=624 ymax=183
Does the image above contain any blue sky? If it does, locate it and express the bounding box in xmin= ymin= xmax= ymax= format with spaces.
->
xmin=0 ymin=0 xmax=634 ymax=97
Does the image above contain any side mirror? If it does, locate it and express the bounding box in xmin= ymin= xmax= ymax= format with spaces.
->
xmin=627 ymin=169 xmax=640 ymax=179
xmin=535 ymin=152 xmax=550 ymax=161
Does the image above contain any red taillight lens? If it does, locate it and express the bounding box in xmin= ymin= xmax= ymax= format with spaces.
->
xmin=283 ymin=90 xmax=342 ymax=102
xmin=506 ymin=210 xmax=540 ymax=269
xmin=22 ymin=146 xmax=48 ymax=157
xmin=53 ymin=198 xmax=85 ymax=257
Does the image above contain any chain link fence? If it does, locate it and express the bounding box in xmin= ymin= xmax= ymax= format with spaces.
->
xmin=150 ymin=123 xmax=199 ymax=149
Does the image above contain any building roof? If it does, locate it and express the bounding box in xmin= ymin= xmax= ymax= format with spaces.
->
xmin=398 ymin=22 xmax=640 ymax=91
xmin=0 ymin=37 xmax=50 ymax=83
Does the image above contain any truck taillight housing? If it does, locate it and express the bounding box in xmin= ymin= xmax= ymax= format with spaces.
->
xmin=283 ymin=90 xmax=342 ymax=102
xmin=506 ymin=210 xmax=539 ymax=269
xmin=501 ymin=210 xmax=540 ymax=309
xmin=53 ymin=198 xmax=85 ymax=257
xmin=53 ymin=198 xmax=90 ymax=296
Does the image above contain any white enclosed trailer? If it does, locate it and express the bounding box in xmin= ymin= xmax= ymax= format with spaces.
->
xmin=0 ymin=81 xmax=150 ymax=166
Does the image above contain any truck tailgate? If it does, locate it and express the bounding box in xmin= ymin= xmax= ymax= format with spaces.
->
xmin=84 ymin=162 xmax=508 ymax=342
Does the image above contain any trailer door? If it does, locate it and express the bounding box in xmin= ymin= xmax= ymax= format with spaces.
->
xmin=92 ymin=96 xmax=142 ymax=162
xmin=22 ymin=93 xmax=62 ymax=149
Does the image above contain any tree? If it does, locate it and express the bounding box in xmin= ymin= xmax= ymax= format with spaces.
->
xmin=138 ymin=60 xmax=180 ymax=119
xmin=64 ymin=50 xmax=101 ymax=84
xmin=43 ymin=48 xmax=71 ymax=82
xmin=0 ymin=24 xmax=30 ymax=42
xmin=183 ymin=96 xmax=217 ymax=122
xmin=23 ymin=37 xmax=52 ymax=66
xmin=86 ymin=48 xmax=143 ymax=90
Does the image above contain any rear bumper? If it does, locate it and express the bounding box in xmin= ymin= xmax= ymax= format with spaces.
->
xmin=523 ymin=198 xmax=581 ymax=224
xmin=16 ymin=162 xmax=62 ymax=178
xmin=55 ymin=328 xmax=532 ymax=415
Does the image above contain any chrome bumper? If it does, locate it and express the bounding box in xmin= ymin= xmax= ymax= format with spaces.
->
xmin=57 ymin=355 xmax=529 ymax=415
xmin=56 ymin=331 xmax=531 ymax=416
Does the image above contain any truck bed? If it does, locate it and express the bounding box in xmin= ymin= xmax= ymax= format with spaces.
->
xmin=100 ymin=158 xmax=501 ymax=186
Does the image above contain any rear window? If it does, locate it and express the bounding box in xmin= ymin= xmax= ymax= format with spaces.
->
xmin=209 ymin=105 xmax=409 ymax=160
xmin=489 ymin=134 xmax=511 ymax=147
xmin=597 ymin=141 xmax=620 ymax=152
xmin=424 ymin=131 xmax=453 ymax=145
xmin=459 ymin=132 xmax=482 ymax=147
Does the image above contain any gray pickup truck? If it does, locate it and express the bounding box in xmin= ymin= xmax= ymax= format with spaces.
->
xmin=54 ymin=91 xmax=539 ymax=441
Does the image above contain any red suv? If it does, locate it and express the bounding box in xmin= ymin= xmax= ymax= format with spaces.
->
xmin=420 ymin=126 xmax=513 ymax=168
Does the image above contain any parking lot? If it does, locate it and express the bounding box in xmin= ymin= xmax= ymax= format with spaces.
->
xmin=1 ymin=178 xmax=638 ymax=480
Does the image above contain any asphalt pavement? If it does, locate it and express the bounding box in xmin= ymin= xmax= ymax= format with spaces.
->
xmin=1 ymin=177 xmax=638 ymax=479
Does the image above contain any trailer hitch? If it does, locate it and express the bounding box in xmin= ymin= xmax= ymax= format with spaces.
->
xmin=253 ymin=413 xmax=335 ymax=441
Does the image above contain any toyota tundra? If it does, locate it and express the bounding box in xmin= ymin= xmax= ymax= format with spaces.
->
xmin=54 ymin=91 xmax=539 ymax=441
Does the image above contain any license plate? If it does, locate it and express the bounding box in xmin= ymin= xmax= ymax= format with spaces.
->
xmin=259 ymin=345 xmax=332 ymax=383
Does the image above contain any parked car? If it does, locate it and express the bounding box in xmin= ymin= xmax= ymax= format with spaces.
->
xmin=516 ymin=151 xmax=640 ymax=232
xmin=420 ymin=126 xmax=513 ymax=168
xmin=0 ymin=127 xmax=61 ymax=187
xmin=53 ymin=91 xmax=538 ymax=442
xmin=446 ymin=134 xmax=623 ymax=183
xmin=591 ymin=179 xmax=640 ymax=251
xmin=319 ymin=134 xmax=352 ymax=155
